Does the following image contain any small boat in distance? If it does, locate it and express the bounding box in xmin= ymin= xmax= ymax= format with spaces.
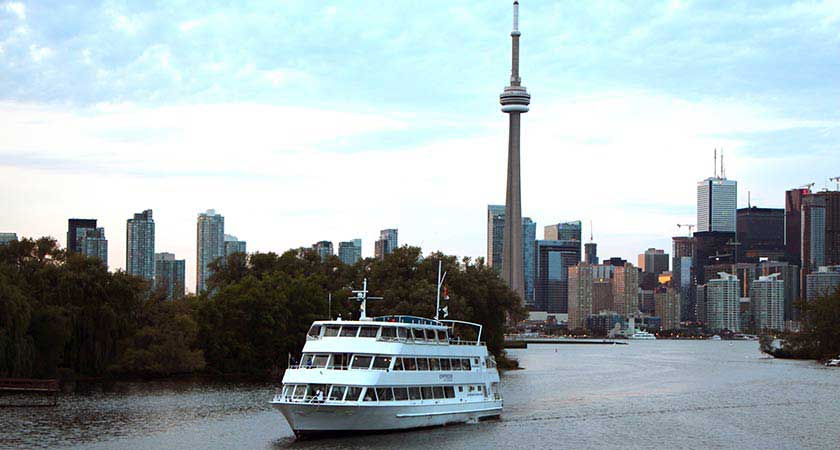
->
xmin=269 ymin=278 xmax=503 ymax=438
xmin=710 ymin=335 xmax=722 ymax=341
xmin=629 ymin=330 xmax=657 ymax=340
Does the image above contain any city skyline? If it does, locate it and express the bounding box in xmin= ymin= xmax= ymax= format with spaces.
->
xmin=2 ymin=1 xmax=840 ymax=292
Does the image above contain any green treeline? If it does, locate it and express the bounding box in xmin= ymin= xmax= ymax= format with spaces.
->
xmin=0 ymin=238 xmax=524 ymax=380
xmin=761 ymin=290 xmax=840 ymax=360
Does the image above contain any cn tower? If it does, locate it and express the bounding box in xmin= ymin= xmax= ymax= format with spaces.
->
xmin=500 ymin=1 xmax=530 ymax=302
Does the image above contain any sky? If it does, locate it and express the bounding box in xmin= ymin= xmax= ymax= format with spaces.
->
xmin=1 ymin=0 xmax=839 ymax=292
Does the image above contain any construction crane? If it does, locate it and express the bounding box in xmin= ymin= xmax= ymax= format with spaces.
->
xmin=801 ymin=182 xmax=815 ymax=191
xmin=831 ymin=177 xmax=840 ymax=191
xmin=677 ymin=224 xmax=695 ymax=235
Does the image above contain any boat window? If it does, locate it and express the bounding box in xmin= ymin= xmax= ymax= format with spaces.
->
xmin=282 ymin=385 xmax=292 ymax=397
xmin=421 ymin=386 xmax=433 ymax=400
xmin=433 ymin=386 xmax=445 ymax=399
xmin=340 ymin=326 xmax=359 ymax=337
xmin=474 ymin=358 xmax=480 ymax=366
xmin=312 ymin=355 xmax=329 ymax=367
xmin=468 ymin=385 xmax=474 ymax=392
xmin=444 ymin=386 xmax=455 ymax=398
xmin=436 ymin=329 xmax=447 ymax=342
xmin=392 ymin=358 xmax=404 ymax=371
xmin=380 ymin=327 xmax=397 ymax=340
xmin=329 ymin=353 xmax=350 ymax=370
xmin=429 ymin=358 xmax=440 ymax=371
xmin=451 ymin=358 xmax=462 ymax=370
xmin=408 ymin=387 xmax=422 ymax=400
xmin=307 ymin=325 xmax=322 ymax=338
xmin=416 ymin=358 xmax=429 ymax=371
xmin=345 ymin=387 xmax=363 ymax=402
xmin=372 ymin=356 xmax=392 ymax=370
xmin=393 ymin=387 xmax=409 ymax=401
xmin=397 ymin=327 xmax=408 ymax=340
xmin=410 ymin=328 xmax=423 ymax=341
xmin=376 ymin=388 xmax=394 ymax=401
xmin=351 ymin=355 xmax=373 ymax=370
xmin=403 ymin=358 xmax=417 ymax=371
xmin=440 ymin=358 xmax=451 ymax=370
xmin=324 ymin=326 xmax=341 ymax=337
xmin=461 ymin=359 xmax=471 ymax=370
xmin=301 ymin=354 xmax=315 ymax=368
xmin=458 ymin=386 xmax=463 ymax=392
xmin=477 ymin=385 xmax=483 ymax=392
xmin=292 ymin=385 xmax=307 ymax=399
xmin=359 ymin=326 xmax=379 ymax=338
xmin=423 ymin=329 xmax=435 ymax=341
xmin=328 ymin=385 xmax=345 ymax=401
xmin=363 ymin=388 xmax=377 ymax=402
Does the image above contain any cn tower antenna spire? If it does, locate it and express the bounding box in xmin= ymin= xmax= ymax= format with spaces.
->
xmin=499 ymin=1 xmax=530 ymax=304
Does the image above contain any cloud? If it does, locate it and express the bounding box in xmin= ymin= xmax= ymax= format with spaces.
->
xmin=4 ymin=1 xmax=24 ymax=20
xmin=28 ymin=44 xmax=53 ymax=62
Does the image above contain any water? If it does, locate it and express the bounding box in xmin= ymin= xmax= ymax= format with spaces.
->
xmin=3 ymin=341 xmax=839 ymax=449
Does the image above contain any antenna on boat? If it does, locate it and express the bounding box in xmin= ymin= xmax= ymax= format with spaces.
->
xmin=435 ymin=260 xmax=448 ymax=321
xmin=350 ymin=278 xmax=381 ymax=320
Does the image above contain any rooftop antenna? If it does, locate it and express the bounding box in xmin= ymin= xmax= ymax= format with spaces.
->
xmin=721 ymin=149 xmax=725 ymax=178
xmin=748 ymin=190 xmax=751 ymax=208
xmin=590 ymin=220 xmax=594 ymax=242
xmin=350 ymin=278 xmax=382 ymax=321
xmin=435 ymin=260 xmax=448 ymax=321
xmin=714 ymin=148 xmax=717 ymax=178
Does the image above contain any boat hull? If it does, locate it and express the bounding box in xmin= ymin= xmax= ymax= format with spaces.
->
xmin=271 ymin=400 xmax=502 ymax=436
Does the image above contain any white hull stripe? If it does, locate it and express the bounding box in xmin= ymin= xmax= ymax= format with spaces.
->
xmin=395 ymin=406 xmax=502 ymax=418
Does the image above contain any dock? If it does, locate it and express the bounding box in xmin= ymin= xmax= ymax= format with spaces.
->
xmin=0 ymin=378 xmax=60 ymax=407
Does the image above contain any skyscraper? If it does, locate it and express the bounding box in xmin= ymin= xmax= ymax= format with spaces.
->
xmin=801 ymin=194 xmax=826 ymax=273
xmin=487 ymin=205 xmax=505 ymax=271
xmin=126 ymin=210 xmax=155 ymax=282
xmin=534 ymin=240 xmax=580 ymax=313
xmin=814 ymin=191 xmax=840 ymax=266
xmin=655 ymin=288 xmax=681 ymax=330
xmin=374 ymin=229 xmax=398 ymax=260
xmin=223 ymin=234 xmax=247 ymax=257
xmin=705 ymin=272 xmax=740 ymax=332
xmin=567 ymin=263 xmax=593 ymax=330
xmin=759 ymin=261 xmax=800 ymax=323
xmin=805 ymin=266 xmax=840 ymax=302
xmin=67 ymin=218 xmax=97 ymax=253
xmin=697 ymin=177 xmax=737 ymax=233
xmin=80 ymin=227 xmax=108 ymax=267
xmin=499 ymin=1 xmax=530 ymax=303
xmin=313 ymin=241 xmax=334 ymax=261
xmin=197 ymin=209 xmax=225 ymax=293
xmin=736 ymin=207 xmax=784 ymax=260
xmin=785 ymin=187 xmax=810 ymax=265
xmin=584 ymin=242 xmax=598 ymax=265
xmin=639 ymin=248 xmax=669 ymax=275
xmin=750 ymin=274 xmax=784 ymax=331
xmin=338 ymin=239 xmax=362 ymax=265
xmin=155 ymin=252 xmax=186 ymax=300
xmin=544 ymin=221 xmax=583 ymax=242
xmin=0 ymin=232 xmax=17 ymax=245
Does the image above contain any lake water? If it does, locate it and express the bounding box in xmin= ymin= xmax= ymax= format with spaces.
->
xmin=3 ymin=341 xmax=839 ymax=449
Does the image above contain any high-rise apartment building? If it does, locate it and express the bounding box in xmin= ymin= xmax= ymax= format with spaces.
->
xmin=705 ymin=272 xmax=740 ymax=332
xmin=801 ymin=195 xmax=826 ymax=272
xmin=155 ymin=252 xmax=186 ymax=300
xmin=374 ymin=228 xmax=398 ymax=260
xmin=486 ymin=206 xmax=536 ymax=306
xmin=545 ymin=221 xmax=582 ymax=242
xmin=67 ymin=218 xmax=97 ymax=253
xmin=655 ymin=288 xmax=681 ymax=330
xmin=805 ymin=266 xmax=840 ymax=302
xmin=759 ymin=261 xmax=800 ymax=323
xmin=313 ymin=241 xmax=334 ymax=261
xmin=338 ymin=239 xmax=362 ymax=265
xmin=737 ymin=207 xmax=784 ymax=260
xmin=126 ymin=210 xmax=155 ymax=282
xmin=534 ymin=240 xmax=581 ymax=313
xmin=750 ymin=274 xmax=784 ymax=331
xmin=80 ymin=228 xmax=108 ymax=267
xmin=613 ymin=263 xmax=639 ymax=318
xmin=592 ymin=278 xmax=613 ymax=313
xmin=523 ymin=217 xmax=536 ymax=306
xmin=487 ymin=205 xmax=505 ymax=270
xmin=224 ymin=234 xmax=247 ymax=257
xmin=567 ymin=263 xmax=593 ymax=330
xmin=197 ymin=209 xmax=225 ymax=293
xmin=697 ymin=177 xmax=737 ymax=233
xmin=0 ymin=232 xmax=17 ymax=245
xmin=818 ymin=191 xmax=840 ymax=266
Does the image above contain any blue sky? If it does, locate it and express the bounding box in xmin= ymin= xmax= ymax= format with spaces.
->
xmin=1 ymin=1 xmax=839 ymax=291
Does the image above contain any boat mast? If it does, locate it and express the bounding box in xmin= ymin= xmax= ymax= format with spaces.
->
xmin=351 ymin=278 xmax=381 ymax=320
xmin=435 ymin=260 xmax=447 ymax=321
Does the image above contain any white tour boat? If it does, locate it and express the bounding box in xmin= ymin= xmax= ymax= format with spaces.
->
xmin=270 ymin=278 xmax=503 ymax=437
xmin=629 ymin=330 xmax=657 ymax=340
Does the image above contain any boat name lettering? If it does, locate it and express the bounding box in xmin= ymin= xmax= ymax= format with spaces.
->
xmin=438 ymin=374 xmax=453 ymax=381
